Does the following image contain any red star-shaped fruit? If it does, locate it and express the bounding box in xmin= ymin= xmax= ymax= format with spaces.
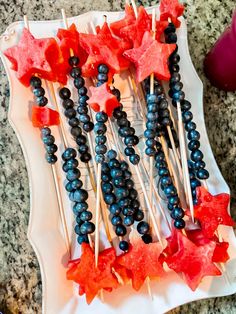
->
xmin=31 ymin=106 xmax=60 ymax=128
xmin=110 ymin=4 xmax=136 ymax=38
xmin=190 ymin=187 xmax=234 ymax=238
xmin=79 ymin=22 xmax=131 ymax=77
xmin=116 ymin=239 xmax=165 ymax=291
xmin=163 ymin=230 xmax=221 ymax=291
xmin=57 ymin=23 xmax=88 ymax=72
xmin=87 ymin=83 xmax=120 ymax=116
xmin=186 ymin=229 xmax=230 ymax=264
xmin=123 ymin=31 xmax=176 ymax=82
xmin=120 ymin=6 xmax=152 ymax=48
xmin=4 ymin=28 xmax=65 ymax=86
xmin=66 ymin=243 xmax=119 ymax=304
xmin=155 ymin=20 xmax=169 ymax=42
xmin=160 ymin=0 xmax=185 ymax=28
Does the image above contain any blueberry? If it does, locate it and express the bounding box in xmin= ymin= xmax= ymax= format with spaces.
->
xmin=124 ymin=170 xmax=132 ymax=179
xmin=97 ymin=64 xmax=109 ymax=74
xmin=80 ymin=211 xmax=93 ymax=222
xmin=146 ymin=94 xmax=158 ymax=103
xmin=124 ymin=135 xmax=139 ymax=147
xmin=94 ymin=122 xmax=107 ymax=135
xmin=74 ymin=77 xmax=85 ymax=89
xmin=59 ymin=87 xmax=71 ymax=100
xmin=73 ymin=202 xmax=88 ymax=215
xmin=120 ymin=161 xmax=129 ymax=171
xmin=71 ymin=179 xmax=83 ymax=190
xmin=111 ymin=88 xmax=121 ymax=101
xmin=104 ymin=193 xmax=116 ymax=205
xmin=95 ymin=135 xmax=106 ymax=145
xmin=41 ymin=127 xmax=51 ymax=136
xmin=33 ymin=87 xmax=45 ymax=97
xmin=74 ymin=224 xmax=82 ymax=235
xmin=164 ymin=185 xmax=177 ymax=197
xmin=144 ymin=130 xmax=155 ymax=139
xmin=188 ymin=140 xmax=200 ymax=151
xmin=147 ymin=103 xmax=158 ymax=112
xmin=111 ymin=215 xmax=122 ymax=226
xmin=124 ymin=215 xmax=134 ymax=226
xmin=43 ymin=135 xmax=55 ymax=145
xmin=194 ymin=160 xmax=206 ymax=170
xmin=146 ymin=139 xmax=156 ymax=148
xmin=142 ymin=234 xmax=153 ymax=244
xmin=124 ymin=147 xmax=135 ymax=156
xmin=79 ymin=95 xmax=89 ymax=104
xmin=69 ymin=117 xmax=79 ymax=127
xmin=95 ymin=154 xmax=105 ymax=163
xmin=80 ymin=222 xmax=95 ymax=234
xmin=73 ymin=189 xmax=88 ymax=202
xmin=101 ymin=173 xmax=111 ymax=182
xmin=188 ymin=130 xmax=200 ymax=141
xmin=129 ymin=189 xmax=138 ymax=200
xmin=62 ymin=99 xmax=74 ymax=109
xmin=168 ymin=196 xmax=179 ymax=205
xmin=107 ymin=149 xmax=117 ymax=160
xmin=77 ymin=235 xmax=89 ymax=244
xmin=174 ymin=219 xmax=185 ymax=229
xmin=129 ymin=154 xmax=140 ymax=165
xmin=30 ymin=76 xmax=42 ymax=87
xmin=113 ymin=107 xmax=123 ymax=119
xmin=76 ymin=135 xmax=87 ymax=145
xmin=146 ymin=112 xmax=158 ymax=121
xmin=191 ymin=149 xmax=203 ymax=162
xmin=66 ymin=169 xmax=81 ymax=182
xmin=181 ymin=100 xmax=191 ymax=111
xmin=80 ymin=152 xmax=91 ymax=163
xmin=119 ymin=240 xmax=129 ymax=251
xmin=71 ymin=126 xmax=82 ymax=138
xmin=97 ymin=73 xmax=108 ymax=82
xmin=119 ymin=198 xmax=130 ymax=208
xmin=122 ymin=207 xmax=136 ymax=216
xmin=197 ymin=169 xmax=209 ymax=180
xmin=102 ymin=182 xmax=113 ymax=194
xmin=125 ymin=179 xmax=134 ymax=190
xmin=69 ymin=56 xmax=80 ymax=67
xmin=109 ymin=204 xmax=121 ymax=216
xmin=116 ymin=188 xmax=129 ymax=199
xmin=108 ymin=158 xmax=120 ymax=168
xmin=65 ymin=108 xmax=76 ymax=119
xmin=45 ymin=154 xmax=57 ymax=164
xmin=79 ymin=114 xmax=90 ymax=124
xmin=190 ymin=178 xmax=201 ymax=189
xmin=160 ymin=176 xmax=172 ymax=187
xmin=110 ymin=168 xmax=123 ymax=178
xmin=96 ymin=112 xmax=108 ymax=123
xmin=45 ymin=144 xmax=57 ymax=154
xmin=115 ymin=225 xmax=127 ymax=236
xmin=70 ymin=67 xmax=81 ymax=78
xmin=145 ymin=147 xmax=156 ymax=156
xmin=114 ymin=177 xmax=125 ymax=188
xmin=134 ymin=210 xmax=144 ymax=221
xmin=78 ymin=87 xmax=88 ymax=96
xmin=158 ymin=167 xmax=169 ymax=177
xmin=137 ymin=221 xmax=150 ymax=234
xmin=166 ymin=32 xmax=177 ymax=43
xmin=170 ymin=207 xmax=185 ymax=219
xmin=95 ymin=144 xmax=107 ymax=155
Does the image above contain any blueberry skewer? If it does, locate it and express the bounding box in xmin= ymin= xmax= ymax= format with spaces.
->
xmin=165 ymin=22 xmax=210 ymax=182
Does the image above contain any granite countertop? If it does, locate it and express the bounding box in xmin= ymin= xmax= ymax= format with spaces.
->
xmin=0 ymin=0 xmax=235 ymax=313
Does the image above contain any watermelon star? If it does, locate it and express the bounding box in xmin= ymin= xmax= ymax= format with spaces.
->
xmin=163 ymin=230 xmax=221 ymax=291
xmin=57 ymin=23 xmax=88 ymax=72
xmin=191 ymin=187 xmax=234 ymax=238
xmin=4 ymin=28 xmax=65 ymax=86
xmin=110 ymin=4 xmax=136 ymax=38
xmin=116 ymin=239 xmax=165 ymax=291
xmin=87 ymin=83 xmax=120 ymax=117
xmin=160 ymin=0 xmax=185 ymax=28
xmin=79 ymin=22 xmax=130 ymax=78
xmin=66 ymin=243 xmax=119 ymax=304
xmin=123 ymin=31 xmax=176 ymax=82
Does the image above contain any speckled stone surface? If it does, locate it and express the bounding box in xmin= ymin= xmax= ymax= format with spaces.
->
xmin=0 ymin=1 xmax=235 ymax=313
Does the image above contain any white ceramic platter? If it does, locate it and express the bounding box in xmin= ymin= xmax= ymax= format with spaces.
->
xmin=1 ymin=5 xmax=236 ymax=314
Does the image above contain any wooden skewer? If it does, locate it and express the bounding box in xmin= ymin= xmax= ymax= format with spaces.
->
xmin=95 ymin=163 xmax=102 ymax=267
xmin=23 ymin=15 xmax=71 ymax=257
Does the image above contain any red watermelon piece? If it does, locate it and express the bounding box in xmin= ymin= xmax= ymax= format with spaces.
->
xmin=57 ymin=23 xmax=88 ymax=73
xmin=186 ymin=229 xmax=230 ymax=264
xmin=31 ymin=106 xmax=60 ymax=127
xmin=80 ymin=22 xmax=131 ymax=78
xmin=160 ymin=0 xmax=185 ymax=28
xmin=110 ymin=4 xmax=136 ymax=38
xmin=189 ymin=187 xmax=234 ymax=238
xmin=87 ymin=82 xmax=120 ymax=117
xmin=123 ymin=31 xmax=176 ymax=82
xmin=162 ymin=230 xmax=221 ymax=291
xmin=4 ymin=28 xmax=66 ymax=86
xmin=116 ymin=239 xmax=165 ymax=291
xmin=66 ymin=243 xmax=119 ymax=304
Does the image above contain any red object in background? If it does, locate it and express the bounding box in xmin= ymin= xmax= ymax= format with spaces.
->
xmin=31 ymin=106 xmax=60 ymax=127
xmin=204 ymin=11 xmax=236 ymax=91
